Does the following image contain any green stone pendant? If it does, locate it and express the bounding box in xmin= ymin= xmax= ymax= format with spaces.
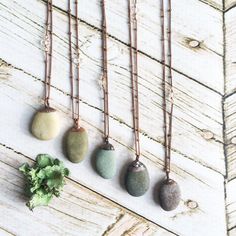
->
xmin=159 ymin=179 xmax=181 ymax=211
xmin=31 ymin=107 xmax=60 ymax=140
xmin=66 ymin=127 xmax=88 ymax=163
xmin=125 ymin=160 xmax=150 ymax=197
xmin=95 ymin=142 xmax=116 ymax=179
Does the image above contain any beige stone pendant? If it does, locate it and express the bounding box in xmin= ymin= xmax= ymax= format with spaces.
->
xmin=66 ymin=127 xmax=88 ymax=163
xmin=31 ymin=107 xmax=60 ymax=140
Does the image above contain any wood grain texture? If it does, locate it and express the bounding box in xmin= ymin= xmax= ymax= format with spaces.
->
xmin=0 ymin=144 xmax=176 ymax=236
xmin=224 ymin=3 xmax=236 ymax=236
xmin=0 ymin=0 xmax=230 ymax=235
xmin=51 ymin=0 xmax=224 ymax=93
xmin=225 ymin=0 xmax=236 ymax=10
xmin=225 ymin=7 xmax=236 ymax=96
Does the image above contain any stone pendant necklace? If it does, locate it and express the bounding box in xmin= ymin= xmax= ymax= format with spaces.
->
xmin=125 ymin=0 xmax=150 ymax=197
xmin=65 ymin=0 xmax=88 ymax=163
xmin=95 ymin=0 xmax=116 ymax=179
xmin=31 ymin=0 xmax=60 ymax=141
xmin=158 ymin=0 xmax=181 ymax=211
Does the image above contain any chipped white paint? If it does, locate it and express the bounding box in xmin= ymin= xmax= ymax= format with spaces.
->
xmin=0 ymin=0 xmax=233 ymax=235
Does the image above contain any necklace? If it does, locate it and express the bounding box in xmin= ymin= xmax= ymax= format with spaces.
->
xmin=158 ymin=0 xmax=181 ymax=211
xmin=31 ymin=0 xmax=60 ymax=141
xmin=95 ymin=0 xmax=116 ymax=179
xmin=125 ymin=0 xmax=150 ymax=197
xmin=65 ymin=0 xmax=88 ymax=163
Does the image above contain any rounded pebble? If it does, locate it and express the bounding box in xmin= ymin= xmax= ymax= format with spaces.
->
xmin=159 ymin=179 xmax=181 ymax=211
xmin=66 ymin=127 xmax=88 ymax=163
xmin=31 ymin=107 xmax=60 ymax=140
xmin=95 ymin=142 xmax=116 ymax=179
xmin=125 ymin=160 xmax=150 ymax=197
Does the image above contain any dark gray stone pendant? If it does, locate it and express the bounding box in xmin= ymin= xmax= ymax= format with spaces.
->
xmin=159 ymin=178 xmax=181 ymax=211
xmin=95 ymin=142 xmax=116 ymax=179
xmin=125 ymin=160 xmax=150 ymax=197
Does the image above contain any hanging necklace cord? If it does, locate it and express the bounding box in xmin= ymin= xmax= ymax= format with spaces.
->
xmin=101 ymin=0 xmax=110 ymax=143
xmin=68 ymin=0 xmax=81 ymax=128
xmin=161 ymin=0 xmax=173 ymax=180
xmin=128 ymin=0 xmax=141 ymax=161
xmin=44 ymin=0 xmax=53 ymax=108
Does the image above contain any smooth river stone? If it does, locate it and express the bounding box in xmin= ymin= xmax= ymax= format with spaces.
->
xmin=95 ymin=143 xmax=116 ymax=179
xmin=125 ymin=160 xmax=150 ymax=197
xmin=66 ymin=127 xmax=88 ymax=163
xmin=31 ymin=107 xmax=60 ymax=140
xmin=159 ymin=179 xmax=181 ymax=211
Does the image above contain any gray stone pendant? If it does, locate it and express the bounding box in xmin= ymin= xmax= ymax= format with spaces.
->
xmin=125 ymin=160 xmax=150 ymax=197
xmin=95 ymin=142 xmax=116 ymax=179
xmin=159 ymin=178 xmax=181 ymax=211
xmin=31 ymin=107 xmax=60 ymax=140
xmin=66 ymin=127 xmax=88 ymax=163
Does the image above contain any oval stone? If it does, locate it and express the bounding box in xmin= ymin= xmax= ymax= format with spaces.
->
xmin=95 ymin=143 xmax=116 ymax=179
xmin=66 ymin=127 xmax=88 ymax=163
xmin=125 ymin=160 xmax=150 ymax=197
xmin=159 ymin=179 xmax=181 ymax=211
xmin=31 ymin=107 xmax=60 ymax=140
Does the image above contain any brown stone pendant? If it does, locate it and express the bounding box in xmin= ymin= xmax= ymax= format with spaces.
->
xmin=66 ymin=127 xmax=88 ymax=163
xmin=159 ymin=179 xmax=181 ymax=211
xmin=31 ymin=107 xmax=60 ymax=140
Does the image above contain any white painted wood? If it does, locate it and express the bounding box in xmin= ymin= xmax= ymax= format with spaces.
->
xmin=0 ymin=144 xmax=174 ymax=236
xmin=0 ymin=0 xmax=225 ymax=175
xmin=46 ymin=0 xmax=224 ymax=93
xmin=227 ymin=179 xmax=236 ymax=235
xmin=225 ymin=7 xmax=236 ymax=96
xmin=225 ymin=93 xmax=236 ymax=181
xmin=225 ymin=0 xmax=236 ymax=10
xmin=0 ymin=59 xmax=227 ymax=235
xmin=0 ymin=0 xmax=230 ymax=235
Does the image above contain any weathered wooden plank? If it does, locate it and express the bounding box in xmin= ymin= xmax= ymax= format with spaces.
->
xmin=224 ymin=93 xmax=236 ymax=181
xmin=227 ymin=179 xmax=236 ymax=235
xmin=0 ymin=0 xmax=225 ymax=174
xmin=0 ymin=0 xmax=228 ymax=235
xmin=0 ymin=144 xmax=175 ymax=236
xmin=0 ymin=60 xmax=227 ymax=235
xmin=1 ymin=0 xmax=224 ymax=94
xmin=225 ymin=0 xmax=236 ymax=10
xmin=225 ymin=7 xmax=236 ymax=96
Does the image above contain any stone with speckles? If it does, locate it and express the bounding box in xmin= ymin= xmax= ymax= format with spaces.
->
xmin=31 ymin=107 xmax=60 ymax=140
xmin=66 ymin=127 xmax=88 ymax=163
xmin=95 ymin=143 xmax=116 ymax=179
xmin=125 ymin=160 xmax=150 ymax=197
xmin=159 ymin=179 xmax=181 ymax=211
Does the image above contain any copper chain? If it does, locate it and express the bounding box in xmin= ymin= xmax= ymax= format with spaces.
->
xmin=101 ymin=0 xmax=110 ymax=143
xmin=44 ymin=0 xmax=53 ymax=108
xmin=68 ymin=0 xmax=81 ymax=128
xmin=128 ymin=0 xmax=141 ymax=161
xmin=161 ymin=0 xmax=173 ymax=180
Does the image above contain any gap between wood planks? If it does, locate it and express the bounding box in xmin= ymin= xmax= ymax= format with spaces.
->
xmin=0 ymin=142 xmax=179 ymax=236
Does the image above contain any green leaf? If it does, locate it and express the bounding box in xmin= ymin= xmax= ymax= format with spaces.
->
xmin=19 ymin=154 xmax=70 ymax=210
xmin=19 ymin=163 xmax=30 ymax=175
xmin=36 ymin=154 xmax=53 ymax=168
xmin=26 ymin=189 xmax=53 ymax=210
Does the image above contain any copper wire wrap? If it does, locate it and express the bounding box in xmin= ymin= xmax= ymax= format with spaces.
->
xmin=161 ymin=0 xmax=173 ymax=180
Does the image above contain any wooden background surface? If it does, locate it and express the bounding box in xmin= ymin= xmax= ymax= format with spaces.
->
xmin=0 ymin=0 xmax=235 ymax=235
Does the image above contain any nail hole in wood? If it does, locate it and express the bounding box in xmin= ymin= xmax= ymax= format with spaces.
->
xmin=201 ymin=130 xmax=214 ymax=140
xmin=186 ymin=200 xmax=198 ymax=209
xmin=188 ymin=40 xmax=200 ymax=48
xmin=231 ymin=136 xmax=236 ymax=144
